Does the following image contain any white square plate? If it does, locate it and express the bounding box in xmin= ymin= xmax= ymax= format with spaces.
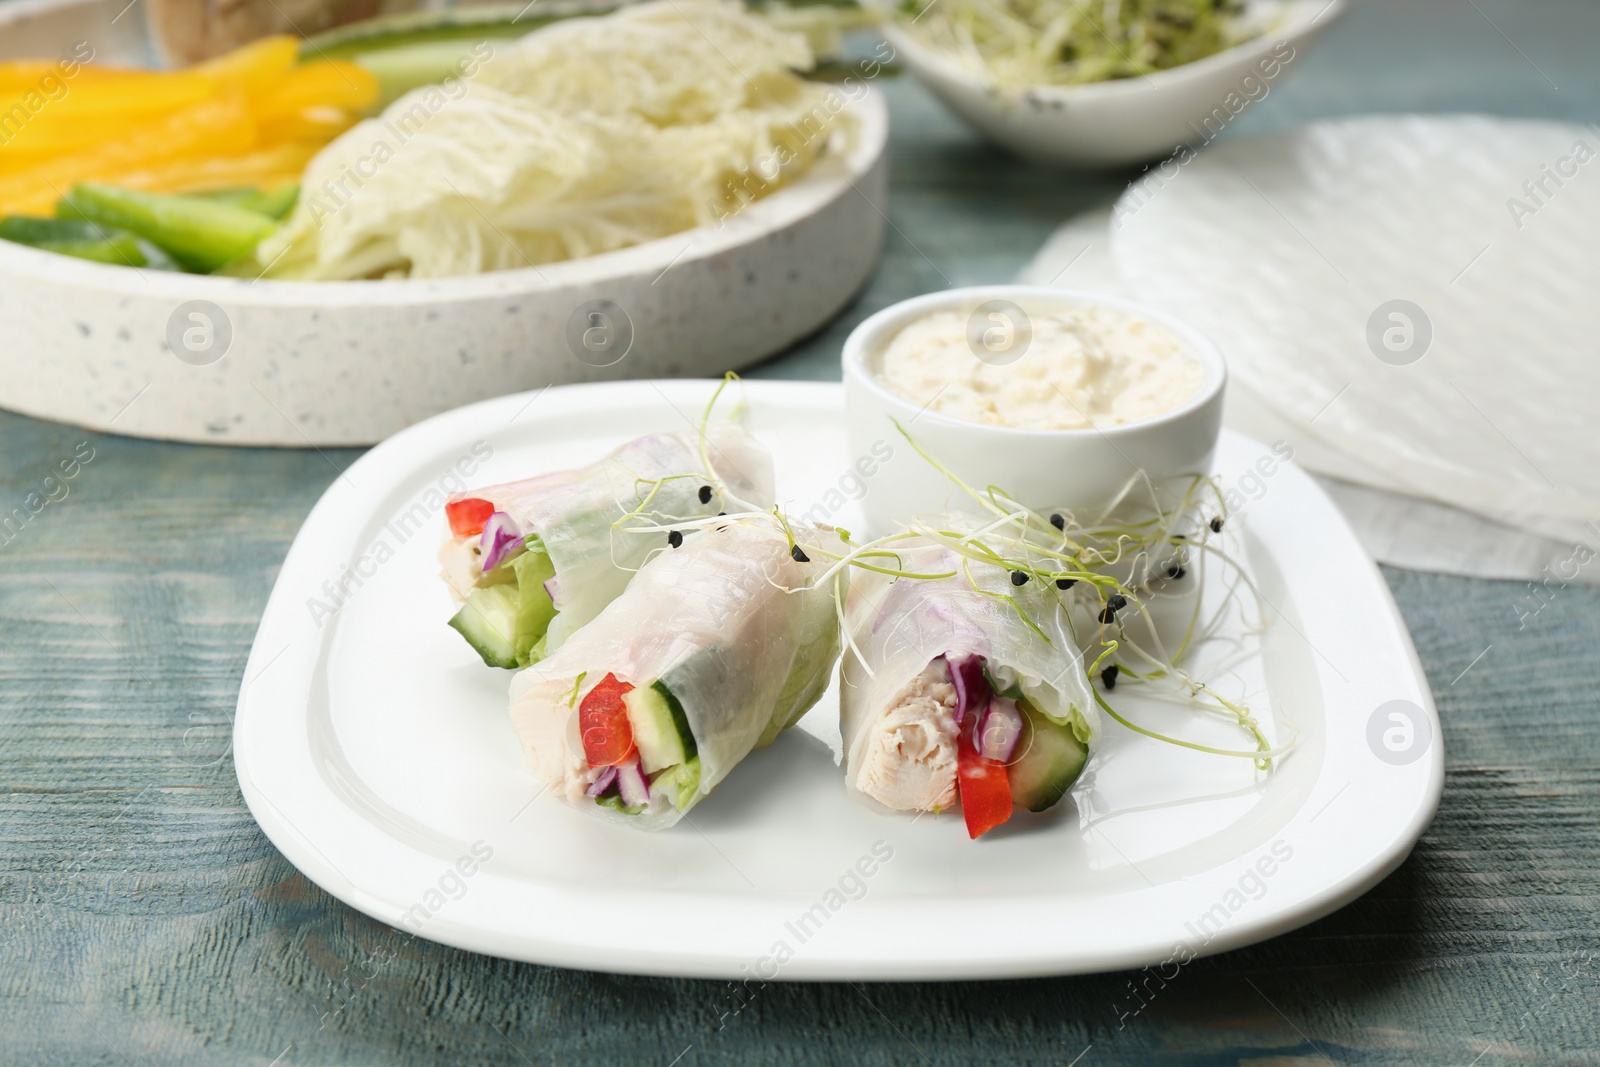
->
xmin=234 ymin=380 xmax=1442 ymax=979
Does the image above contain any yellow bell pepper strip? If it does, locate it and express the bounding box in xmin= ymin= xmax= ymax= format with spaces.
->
xmin=0 ymin=60 xmax=126 ymax=92
xmin=0 ymin=37 xmax=378 ymax=214
xmin=0 ymin=95 xmax=256 ymax=214
xmin=0 ymin=76 xmax=221 ymax=162
xmin=248 ymin=59 xmax=378 ymax=119
xmin=253 ymin=106 xmax=364 ymax=147
xmin=110 ymin=142 xmax=322 ymax=199
xmin=190 ymin=36 xmax=300 ymax=95
xmin=3 ymin=71 xmax=214 ymax=123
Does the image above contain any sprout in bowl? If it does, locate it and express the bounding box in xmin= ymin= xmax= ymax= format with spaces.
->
xmin=879 ymin=0 xmax=1345 ymax=168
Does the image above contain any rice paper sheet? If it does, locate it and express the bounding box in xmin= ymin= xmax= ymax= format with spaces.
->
xmin=442 ymin=423 xmax=773 ymax=651
xmin=839 ymin=541 xmax=1099 ymax=806
xmin=508 ymin=522 xmax=840 ymax=829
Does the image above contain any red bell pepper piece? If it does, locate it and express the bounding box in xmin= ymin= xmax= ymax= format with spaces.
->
xmin=445 ymin=497 xmax=495 ymax=537
xmin=957 ymin=710 xmax=1013 ymax=839
xmin=579 ymin=672 xmax=636 ymax=768
xmin=448 ymin=499 xmax=496 ymax=537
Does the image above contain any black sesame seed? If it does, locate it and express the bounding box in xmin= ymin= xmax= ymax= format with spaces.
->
xmin=1049 ymin=513 xmax=1065 ymax=530
xmin=1108 ymin=594 xmax=1128 ymax=611
xmin=717 ymin=512 xmax=726 ymax=517
xmin=1210 ymin=516 xmax=1224 ymax=533
xmin=791 ymin=544 xmax=810 ymax=563
xmin=1056 ymin=578 xmax=1077 ymax=590
xmin=667 ymin=530 xmax=683 ymax=548
xmin=1098 ymin=607 xmax=1117 ymax=624
xmin=1167 ymin=565 xmax=1186 ymax=580
xmin=1011 ymin=570 xmax=1029 ymax=586
xmin=1102 ymin=665 xmax=1119 ymax=689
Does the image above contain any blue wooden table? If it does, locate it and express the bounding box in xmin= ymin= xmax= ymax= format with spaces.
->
xmin=3 ymin=0 xmax=1599 ymax=1062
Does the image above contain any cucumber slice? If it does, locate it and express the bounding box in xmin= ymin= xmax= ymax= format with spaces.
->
xmin=300 ymin=0 xmax=857 ymax=110
xmin=1 ymin=216 xmax=109 ymax=244
xmin=446 ymin=537 xmax=557 ymax=669
xmin=196 ymin=184 xmax=299 ymax=221
xmin=298 ymin=0 xmax=863 ymax=59
xmin=302 ymin=4 xmax=606 ymax=106
xmin=623 ymin=680 xmax=697 ymax=773
xmin=299 ymin=3 xmax=544 ymax=58
xmin=1008 ymin=699 xmax=1089 ymax=813
xmin=40 ymin=236 xmax=148 ymax=267
xmin=447 ymin=584 xmax=520 ymax=668
xmin=510 ymin=545 xmax=557 ymax=667
xmin=348 ymin=40 xmax=495 ymax=107
xmin=0 ymin=216 xmax=164 ymax=268
xmin=58 ymin=183 xmax=278 ymax=273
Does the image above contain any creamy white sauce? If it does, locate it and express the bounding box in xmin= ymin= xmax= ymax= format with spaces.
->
xmin=874 ymin=304 xmax=1204 ymax=430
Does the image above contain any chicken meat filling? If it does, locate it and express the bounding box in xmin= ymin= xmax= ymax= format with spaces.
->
xmin=855 ymin=661 xmax=960 ymax=811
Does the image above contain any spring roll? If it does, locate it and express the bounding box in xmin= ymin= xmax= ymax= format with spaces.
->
xmin=840 ymin=541 xmax=1099 ymax=838
xmin=439 ymin=423 xmax=774 ymax=668
xmin=506 ymin=521 xmax=840 ymax=829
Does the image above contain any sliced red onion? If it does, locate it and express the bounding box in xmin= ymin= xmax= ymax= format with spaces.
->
xmin=542 ymin=575 xmax=560 ymax=605
xmin=975 ymin=697 xmax=1023 ymax=763
xmin=615 ymin=759 xmax=651 ymax=807
xmin=479 ymin=511 xmax=522 ymax=573
xmin=584 ymin=766 xmax=618 ymax=798
xmin=945 ymin=652 xmax=991 ymax=726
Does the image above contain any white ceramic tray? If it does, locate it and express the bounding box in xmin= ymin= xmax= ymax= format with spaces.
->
xmin=0 ymin=0 xmax=888 ymax=446
xmin=234 ymin=380 xmax=1442 ymax=979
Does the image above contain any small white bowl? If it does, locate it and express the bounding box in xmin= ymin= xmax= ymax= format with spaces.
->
xmin=881 ymin=0 xmax=1344 ymax=168
xmin=842 ymin=285 xmax=1226 ymax=534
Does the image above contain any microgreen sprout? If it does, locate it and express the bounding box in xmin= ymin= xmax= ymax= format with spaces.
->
xmin=820 ymin=419 xmax=1289 ymax=770
xmin=897 ymin=0 xmax=1260 ymax=91
xmin=562 ymin=670 xmax=588 ymax=709
xmin=637 ymin=395 xmax=1290 ymax=773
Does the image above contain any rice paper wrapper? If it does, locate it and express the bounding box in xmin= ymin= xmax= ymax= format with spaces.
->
xmin=444 ymin=422 xmax=773 ymax=651
xmin=507 ymin=522 xmax=840 ymax=829
xmin=839 ymin=542 xmax=1099 ymax=805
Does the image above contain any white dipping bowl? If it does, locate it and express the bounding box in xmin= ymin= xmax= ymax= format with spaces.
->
xmin=0 ymin=0 xmax=888 ymax=446
xmin=881 ymin=0 xmax=1343 ymax=168
xmin=842 ymin=286 xmax=1226 ymax=535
